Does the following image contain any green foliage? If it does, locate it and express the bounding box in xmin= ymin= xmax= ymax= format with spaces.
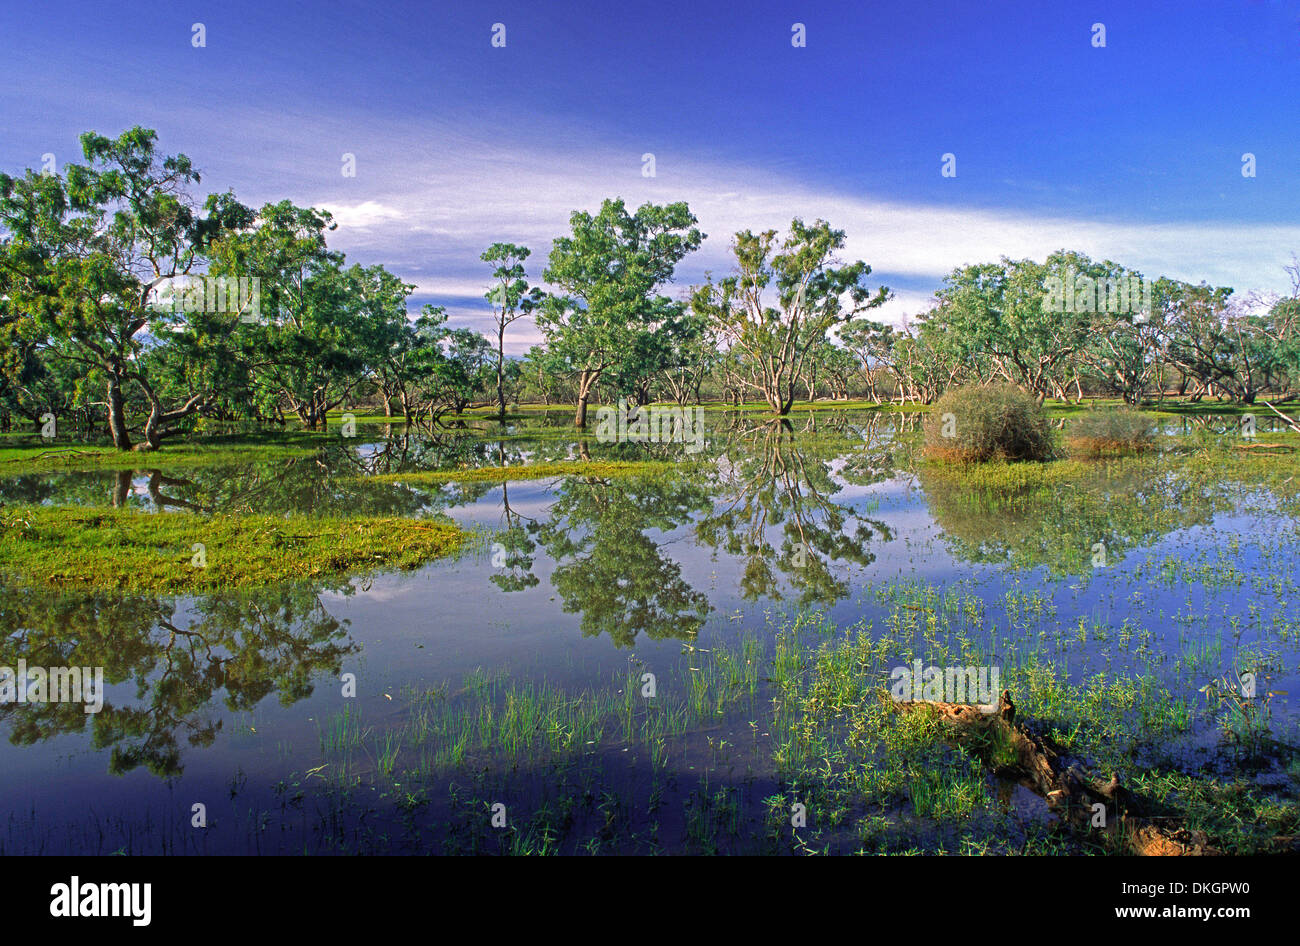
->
xmin=5 ymin=126 xmax=1300 ymax=435
xmin=0 ymin=126 xmax=254 ymax=449
xmin=693 ymin=218 xmax=888 ymax=414
xmin=481 ymin=242 xmax=544 ymax=418
xmin=537 ymin=198 xmax=703 ymax=423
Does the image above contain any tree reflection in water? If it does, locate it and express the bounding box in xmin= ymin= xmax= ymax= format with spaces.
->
xmin=487 ymin=412 xmax=902 ymax=640
xmin=697 ymin=414 xmax=896 ymax=606
xmin=528 ymin=471 xmax=713 ymax=647
xmin=0 ymin=578 xmax=357 ymax=778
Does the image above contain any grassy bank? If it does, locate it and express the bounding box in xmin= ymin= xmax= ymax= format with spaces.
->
xmin=0 ymin=505 xmax=467 ymax=592
xmin=0 ymin=438 xmax=321 ymax=475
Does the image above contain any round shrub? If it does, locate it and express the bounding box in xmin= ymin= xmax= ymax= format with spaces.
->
xmin=1066 ymin=407 xmax=1156 ymax=457
xmin=923 ymin=384 xmax=1055 ymax=463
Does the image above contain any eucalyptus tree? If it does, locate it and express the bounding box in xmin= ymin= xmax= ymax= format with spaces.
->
xmin=838 ymin=318 xmax=897 ymax=403
xmin=0 ymin=127 xmax=251 ymax=448
xmin=1050 ymin=252 xmax=1153 ymax=403
xmin=482 ymin=242 xmax=543 ymax=420
xmin=205 ymin=200 xmax=340 ymax=427
xmin=659 ymin=307 xmax=718 ymax=405
xmin=692 ymin=219 xmax=888 ymax=415
xmin=0 ymin=305 xmax=87 ymax=429
xmin=1076 ymin=296 xmax=1160 ymax=404
xmin=887 ymin=319 xmax=964 ymax=404
xmin=373 ymin=302 xmax=438 ymax=421
xmin=442 ymin=325 xmax=495 ymax=413
xmin=376 ymin=304 xmax=493 ymax=423
xmin=349 ymin=261 xmax=421 ymax=414
xmin=712 ymin=348 xmax=751 ymax=405
xmin=538 ymin=198 xmax=703 ymax=427
xmin=1153 ymin=278 xmax=1261 ymax=402
xmin=1258 ymin=263 xmax=1300 ymax=395
xmin=208 ymin=202 xmax=415 ymax=427
xmin=817 ymin=343 xmax=859 ymax=400
xmin=259 ymin=259 xmax=410 ymax=429
xmin=517 ymin=345 xmax=576 ymax=406
xmin=930 ymin=253 xmax=1093 ymax=404
xmin=394 ymin=304 xmax=463 ymax=423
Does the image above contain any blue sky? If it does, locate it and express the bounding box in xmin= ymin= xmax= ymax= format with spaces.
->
xmin=3 ymin=0 xmax=1299 ymax=350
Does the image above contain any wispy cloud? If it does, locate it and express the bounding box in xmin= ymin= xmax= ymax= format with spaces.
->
xmin=316 ymin=200 xmax=406 ymax=229
xmin=292 ymin=126 xmax=1300 ymax=351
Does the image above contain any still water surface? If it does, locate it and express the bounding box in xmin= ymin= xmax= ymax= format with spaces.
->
xmin=2 ymin=410 xmax=1296 ymax=852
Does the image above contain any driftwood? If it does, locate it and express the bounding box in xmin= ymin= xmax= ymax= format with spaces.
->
xmin=1262 ymin=400 xmax=1300 ymax=435
xmin=893 ymin=690 xmax=1218 ymax=856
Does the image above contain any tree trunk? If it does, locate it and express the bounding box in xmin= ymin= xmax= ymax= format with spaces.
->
xmin=141 ymin=400 xmax=163 ymax=451
xmin=106 ymin=374 xmax=132 ymax=450
xmin=497 ymin=324 xmax=508 ymax=421
xmin=574 ymin=368 xmax=598 ymax=428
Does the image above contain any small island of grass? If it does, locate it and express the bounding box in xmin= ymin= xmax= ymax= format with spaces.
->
xmin=0 ymin=506 xmax=467 ymax=593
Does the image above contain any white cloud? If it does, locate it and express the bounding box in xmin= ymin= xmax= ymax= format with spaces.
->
xmin=304 ymin=138 xmax=1300 ymax=307
xmin=315 ymin=200 xmax=406 ymax=229
xmin=871 ymin=289 xmax=941 ymax=326
xmin=195 ymin=108 xmax=1300 ymax=351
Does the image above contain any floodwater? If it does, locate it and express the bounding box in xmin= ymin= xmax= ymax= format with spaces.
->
xmin=1 ymin=409 xmax=1297 ymax=853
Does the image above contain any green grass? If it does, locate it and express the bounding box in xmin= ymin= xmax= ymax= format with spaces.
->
xmin=920 ymin=456 xmax=1093 ymax=491
xmin=0 ymin=437 xmax=320 ymax=475
xmin=0 ymin=505 xmax=467 ymax=591
xmin=290 ymin=602 xmax=1299 ymax=854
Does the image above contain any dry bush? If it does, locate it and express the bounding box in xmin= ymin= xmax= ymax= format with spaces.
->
xmin=923 ymin=384 xmax=1055 ymax=463
xmin=1067 ymin=408 xmax=1156 ymax=457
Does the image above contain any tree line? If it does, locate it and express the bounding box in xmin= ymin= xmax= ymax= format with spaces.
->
xmin=3 ymin=127 xmax=1298 ymax=450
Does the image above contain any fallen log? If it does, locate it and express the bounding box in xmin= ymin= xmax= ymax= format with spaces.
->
xmin=1262 ymin=400 xmax=1300 ymax=435
xmin=892 ymin=689 xmax=1218 ymax=856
